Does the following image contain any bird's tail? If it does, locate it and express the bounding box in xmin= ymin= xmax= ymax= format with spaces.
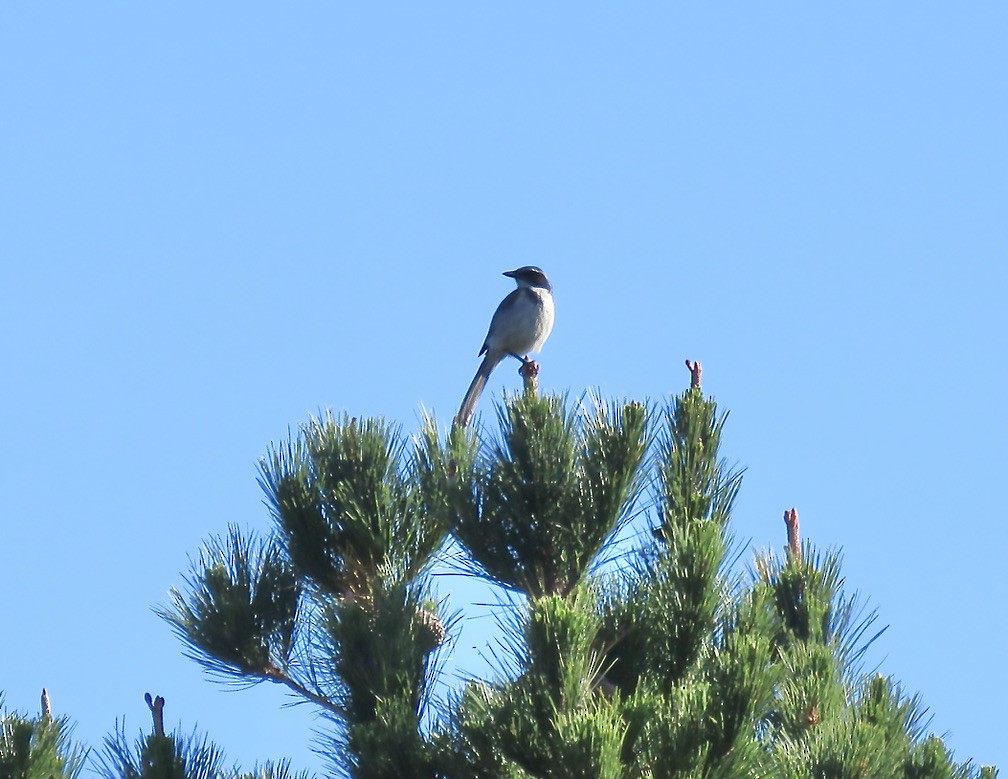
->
xmin=455 ymin=352 xmax=503 ymax=428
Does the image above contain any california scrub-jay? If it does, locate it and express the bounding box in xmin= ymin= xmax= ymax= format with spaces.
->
xmin=455 ymin=266 xmax=555 ymax=428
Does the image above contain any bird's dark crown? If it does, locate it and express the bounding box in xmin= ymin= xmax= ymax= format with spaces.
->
xmin=503 ymin=266 xmax=552 ymax=291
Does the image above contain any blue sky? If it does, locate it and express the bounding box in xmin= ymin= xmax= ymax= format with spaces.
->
xmin=2 ymin=3 xmax=1005 ymax=774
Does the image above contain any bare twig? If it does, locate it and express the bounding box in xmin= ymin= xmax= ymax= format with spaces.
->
xmin=519 ymin=359 xmax=540 ymax=397
xmin=784 ymin=507 xmax=801 ymax=562
xmin=144 ymin=693 xmax=165 ymax=737
xmin=685 ymin=359 xmax=702 ymax=389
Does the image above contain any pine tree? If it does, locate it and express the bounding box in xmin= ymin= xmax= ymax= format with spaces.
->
xmin=95 ymin=692 xmax=309 ymax=779
xmin=0 ymin=690 xmax=86 ymax=779
xmin=160 ymin=362 xmax=997 ymax=778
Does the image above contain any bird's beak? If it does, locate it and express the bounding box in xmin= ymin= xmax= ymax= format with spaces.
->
xmin=502 ymin=269 xmax=516 ymax=278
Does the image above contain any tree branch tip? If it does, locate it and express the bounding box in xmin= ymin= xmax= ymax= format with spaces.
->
xmin=783 ymin=507 xmax=801 ymax=562
xmin=520 ymin=359 xmax=540 ymax=396
xmin=685 ymin=359 xmax=703 ymax=388
xmin=145 ymin=692 xmax=166 ymax=738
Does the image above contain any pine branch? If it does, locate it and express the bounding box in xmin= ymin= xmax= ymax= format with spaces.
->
xmin=160 ymin=527 xmax=302 ymax=684
xmin=258 ymin=666 xmax=342 ymax=716
xmin=437 ymin=392 xmax=648 ymax=598
xmin=154 ymin=365 xmax=998 ymax=776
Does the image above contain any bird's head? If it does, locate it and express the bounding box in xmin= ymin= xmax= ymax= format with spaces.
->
xmin=503 ymin=266 xmax=552 ymax=292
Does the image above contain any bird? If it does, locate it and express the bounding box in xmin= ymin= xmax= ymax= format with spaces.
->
xmin=455 ymin=266 xmax=555 ymax=428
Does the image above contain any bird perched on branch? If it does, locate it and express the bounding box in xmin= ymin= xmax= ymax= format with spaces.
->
xmin=455 ymin=266 xmax=555 ymax=428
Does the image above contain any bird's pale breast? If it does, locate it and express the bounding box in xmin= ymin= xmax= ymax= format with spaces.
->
xmin=484 ymin=286 xmax=554 ymax=357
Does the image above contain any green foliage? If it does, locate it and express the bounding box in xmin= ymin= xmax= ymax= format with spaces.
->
xmin=96 ymin=724 xmax=314 ymax=779
xmin=6 ymin=371 xmax=994 ymax=776
xmin=258 ymin=413 xmax=447 ymax=598
xmin=600 ymin=388 xmax=737 ymax=694
xmin=234 ymin=763 xmax=314 ymax=779
xmin=768 ymin=673 xmax=991 ymax=779
xmin=325 ymin=582 xmax=452 ymax=777
xmin=522 ymin=588 xmax=607 ymax=708
xmin=605 ymin=518 xmax=727 ymax=692
xmin=905 ymin=736 xmax=999 ymax=779
xmin=422 ymin=392 xmax=648 ymax=597
xmin=235 ymin=757 xmax=314 ymax=777
xmin=0 ymin=695 xmax=86 ymax=779
xmin=161 ymin=527 xmax=301 ymax=680
xmin=439 ymin=585 xmax=614 ymax=777
xmin=154 ymin=383 xmax=996 ymax=777
xmin=163 ymin=411 xmax=454 ymax=777
xmin=755 ymin=545 xmax=882 ymax=670
xmin=702 ymin=629 xmax=777 ymax=775
xmin=656 ymin=386 xmax=742 ymax=535
xmin=97 ymin=727 xmax=226 ymax=779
